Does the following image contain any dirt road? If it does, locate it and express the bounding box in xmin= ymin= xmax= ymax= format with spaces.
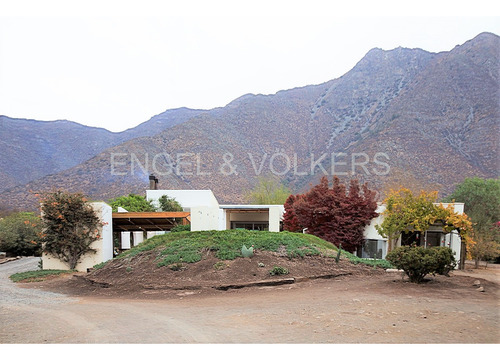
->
xmin=1 ymin=257 xmax=498 ymax=343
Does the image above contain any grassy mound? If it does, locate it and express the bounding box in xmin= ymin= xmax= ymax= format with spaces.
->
xmin=104 ymin=230 xmax=391 ymax=269
xmin=73 ymin=230 xmax=392 ymax=298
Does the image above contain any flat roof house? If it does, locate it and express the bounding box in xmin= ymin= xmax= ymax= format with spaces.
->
xmin=146 ymin=189 xmax=284 ymax=232
xmin=41 ymin=177 xmax=465 ymax=271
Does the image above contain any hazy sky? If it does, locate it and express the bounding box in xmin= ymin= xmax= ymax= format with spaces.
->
xmin=1 ymin=0 xmax=499 ymax=132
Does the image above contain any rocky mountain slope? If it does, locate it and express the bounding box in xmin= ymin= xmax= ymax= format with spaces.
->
xmin=1 ymin=32 xmax=498 ymax=211
xmin=0 ymin=108 xmax=206 ymax=192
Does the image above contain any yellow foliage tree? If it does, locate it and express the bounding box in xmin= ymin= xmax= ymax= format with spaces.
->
xmin=375 ymin=187 xmax=439 ymax=252
xmin=376 ymin=188 xmax=473 ymax=268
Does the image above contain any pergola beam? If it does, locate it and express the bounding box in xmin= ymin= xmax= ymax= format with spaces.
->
xmin=112 ymin=211 xmax=191 ymax=232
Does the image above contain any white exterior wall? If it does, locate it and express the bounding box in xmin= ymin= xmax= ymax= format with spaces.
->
xmin=42 ymin=202 xmax=113 ymax=272
xmin=147 ymin=190 xmax=285 ymax=233
xmin=146 ymin=189 xmax=219 ymax=210
xmin=447 ymin=231 xmax=462 ymax=265
xmin=269 ymin=206 xmax=283 ymax=232
xmin=190 ymin=206 xmax=220 ymax=231
xmin=218 ymin=209 xmax=226 ymax=230
xmin=363 ymin=204 xmax=386 ymax=240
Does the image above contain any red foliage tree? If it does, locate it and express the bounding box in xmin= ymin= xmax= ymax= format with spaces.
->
xmin=283 ymin=176 xmax=378 ymax=252
xmin=283 ymin=194 xmax=303 ymax=232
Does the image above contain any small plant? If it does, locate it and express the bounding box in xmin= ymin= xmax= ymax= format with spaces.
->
xmin=126 ymin=266 xmax=133 ymax=272
xmin=386 ymin=246 xmax=457 ymax=283
xmin=213 ymin=261 xmax=226 ymax=270
xmin=335 ymin=244 xmax=342 ymax=263
xmin=241 ymin=245 xmax=254 ymax=258
xmin=169 ymin=263 xmax=185 ymax=271
xmin=269 ymin=266 xmax=289 ymax=276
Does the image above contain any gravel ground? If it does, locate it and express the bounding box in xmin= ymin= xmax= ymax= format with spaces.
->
xmin=1 ymin=257 xmax=498 ymax=344
xmin=0 ymin=257 xmax=74 ymax=306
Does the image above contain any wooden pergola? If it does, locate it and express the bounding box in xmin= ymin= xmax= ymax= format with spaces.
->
xmin=112 ymin=212 xmax=190 ymax=232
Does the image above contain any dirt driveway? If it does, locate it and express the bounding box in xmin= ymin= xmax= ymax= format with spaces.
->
xmin=1 ymin=257 xmax=498 ymax=343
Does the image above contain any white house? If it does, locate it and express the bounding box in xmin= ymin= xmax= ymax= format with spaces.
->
xmin=42 ymin=178 xmax=464 ymax=270
xmin=146 ymin=189 xmax=284 ymax=232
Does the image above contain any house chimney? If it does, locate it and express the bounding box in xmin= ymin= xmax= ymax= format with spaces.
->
xmin=149 ymin=174 xmax=158 ymax=190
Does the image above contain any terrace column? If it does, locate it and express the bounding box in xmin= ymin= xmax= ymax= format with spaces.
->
xmin=121 ymin=232 xmax=131 ymax=249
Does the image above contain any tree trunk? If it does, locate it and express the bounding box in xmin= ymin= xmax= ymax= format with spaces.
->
xmin=69 ymin=255 xmax=78 ymax=270
xmin=460 ymin=241 xmax=467 ymax=270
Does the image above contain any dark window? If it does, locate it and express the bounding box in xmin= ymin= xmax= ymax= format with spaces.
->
xmin=401 ymin=231 xmax=421 ymax=246
xmin=425 ymin=231 xmax=442 ymax=247
xmin=231 ymin=222 xmax=269 ymax=231
xmin=359 ymin=239 xmax=385 ymax=259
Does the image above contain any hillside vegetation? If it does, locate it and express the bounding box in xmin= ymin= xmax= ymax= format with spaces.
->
xmin=118 ymin=230 xmax=338 ymax=266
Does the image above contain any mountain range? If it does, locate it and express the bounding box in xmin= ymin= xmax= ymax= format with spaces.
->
xmin=0 ymin=32 xmax=498 ymax=211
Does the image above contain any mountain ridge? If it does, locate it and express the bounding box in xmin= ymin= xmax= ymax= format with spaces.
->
xmin=0 ymin=107 xmax=207 ymax=193
xmin=1 ymin=32 xmax=498 ymax=211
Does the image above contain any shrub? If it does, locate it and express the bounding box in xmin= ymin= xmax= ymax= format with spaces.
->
xmin=170 ymin=224 xmax=190 ymax=232
xmin=169 ymin=263 xmax=185 ymax=271
xmin=386 ymin=246 xmax=457 ymax=283
xmin=433 ymin=246 xmax=458 ymax=276
xmin=108 ymin=193 xmax=156 ymax=212
xmin=158 ymin=195 xmax=183 ymax=212
xmin=0 ymin=212 xmax=42 ymax=256
xmin=213 ymin=261 xmax=226 ymax=270
xmin=269 ymin=266 xmax=289 ymax=276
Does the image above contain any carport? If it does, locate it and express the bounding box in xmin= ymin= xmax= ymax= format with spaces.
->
xmin=112 ymin=212 xmax=191 ymax=232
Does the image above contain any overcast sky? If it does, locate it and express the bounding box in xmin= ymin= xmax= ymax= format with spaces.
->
xmin=1 ymin=0 xmax=499 ymax=132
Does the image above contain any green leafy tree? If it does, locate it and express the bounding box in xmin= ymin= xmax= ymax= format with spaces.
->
xmin=444 ymin=177 xmax=500 ymax=267
xmin=109 ymin=193 xmax=156 ymax=212
xmin=40 ymin=191 xmax=101 ymax=270
xmin=468 ymin=229 xmax=500 ymax=267
xmin=158 ymin=195 xmax=183 ymax=212
xmin=0 ymin=212 xmax=42 ymax=256
xmin=246 ymin=176 xmax=291 ymax=205
xmin=444 ymin=177 xmax=500 ymax=232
